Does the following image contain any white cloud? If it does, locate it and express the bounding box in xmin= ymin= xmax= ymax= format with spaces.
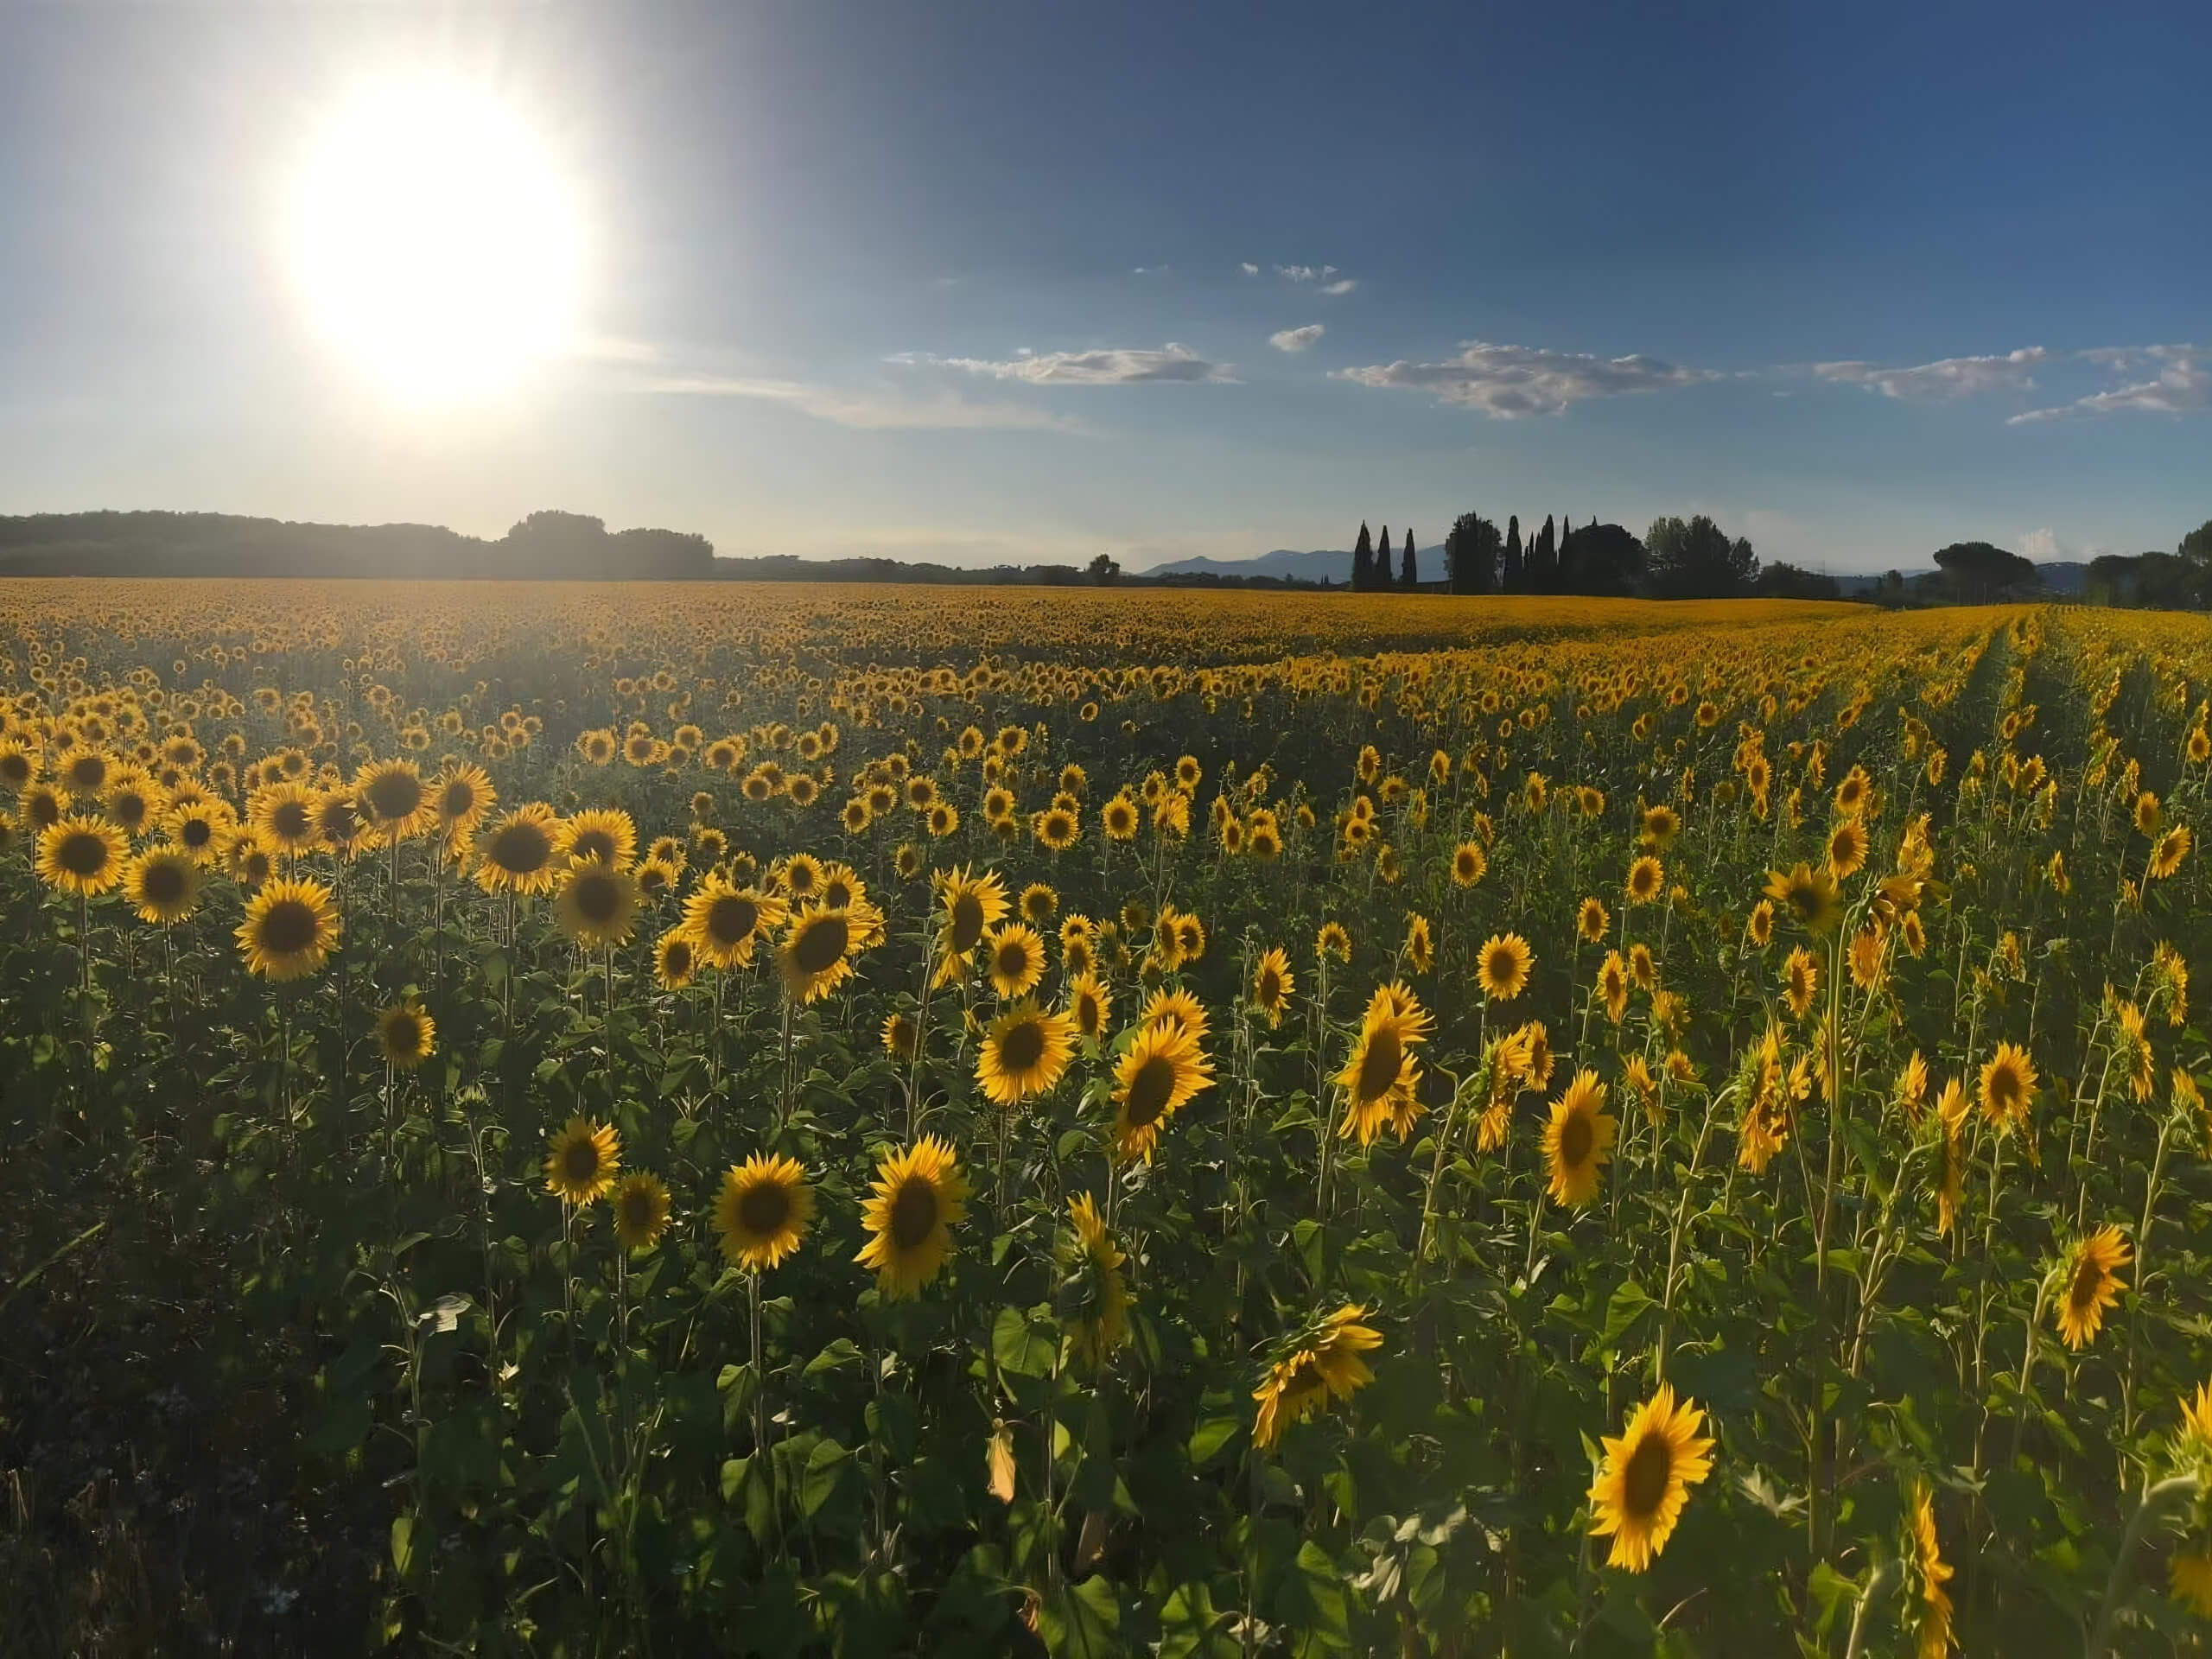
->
xmin=1274 ymin=264 xmax=1337 ymax=283
xmin=2010 ymin=348 xmax=2208 ymax=425
xmin=895 ymin=342 xmax=1236 ymax=385
xmin=1320 ymin=278 xmax=1357 ymax=296
xmin=1336 ymin=340 xmax=1719 ymax=418
xmin=1239 ymin=262 xmax=1260 ymax=276
xmin=1268 ymin=324 xmax=1325 ymax=353
xmin=640 ymin=374 xmax=1084 ymax=431
xmin=2018 ymin=527 xmax=2063 ymax=563
xmin=1815 ymin=347 xmax=2046 ymax=401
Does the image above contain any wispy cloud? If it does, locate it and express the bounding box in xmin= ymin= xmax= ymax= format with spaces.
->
xmin=1274 ymin=264 xmax=1335 ymax=283
xmin=894 ymin=343 xmax=1236 ymax=385
xmin=1320 ymin=278 xmax=1357 ymax=296
xmin=1268 ymin=324 xmax=1325 ymax=353
xmin=1336 ymin=340 xmax=1718 ymax=418
xmin=640 ymin=373 xmax=1084 ymax=431
xmin=1815 ymin=347 xmax=2047 ymax=401
xmin=1238 ymin=262 xmax=1260 ymax=276
xmin=2010 ymin=346 xmax=2207 ymax=425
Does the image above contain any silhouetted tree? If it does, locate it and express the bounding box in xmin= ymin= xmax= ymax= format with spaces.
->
xmin=1401 ymin=527 xmax=1417 ymax=588
xmin=1645 ymin=515 xmax=1758 ymax=598
xmin=1527 ymin=514 xmax=1556 ymax=591
xmin=1931 ymin=541 xmax=2037 ymax=603
xmin=1445 ymin=512 xmax=1498 ymax=594
xmin=1558 ymin=523 xmax=1645 ymax=595
xmin=1088 ymin=552 xmax=1121 ymax=585
xmin=1503 ymin=515 xmax=1523 ymax=592
xmin=2180 ymin=519 xmax=2212 ymax=566
xmin=1376 ymin=526 xmax=1390 ymax=594
xmin=1754 ymin=562 xmax=1841 ymax=601
xmin=1352 ymin=521 xmax=1373 ymax=589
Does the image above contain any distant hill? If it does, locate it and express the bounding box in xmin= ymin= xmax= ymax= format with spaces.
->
xmin=1144 ymin=548 xmax=1349 ymax=583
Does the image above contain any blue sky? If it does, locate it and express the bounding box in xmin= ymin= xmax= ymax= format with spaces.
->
xmin=1 ymin=1 xmax=2206 ymax=573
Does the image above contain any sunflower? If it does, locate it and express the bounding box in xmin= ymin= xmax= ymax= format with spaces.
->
xmin=1978 ymin=1040 xmax=2036 ymax=1130
xmin=1586 ymin=1382 xmax=1716 ymax=1572
xmin=1783 ymin=945 xmax=1820 ymax=1019
xmin=1625 ymin=855 xmax=1664 ymax=906
xmin=611 ymin=1173 xmax=673 ymax=1252
xmin=1907 ymin=1481 xmax=1955 ymax=1658
xmin=1477 ymin=932 xmax=1534 ymax=1002
xmin=882 ymin=1009 xmax=919 ymax=1061
xmin=1451 ymin=841 xmax=1488 ymax=887
xmin=433 ymin=762 xmax=496 ymax=834
xmin=817 ymin=861 xmax=865 ymax=912
xmin=164 ymin=799 xmax=232 ymax=866
xmin=653 ymin=926 xmax=699 ymax=991
xmin=544 ymin=1116 xmax=620 ymax=1205
xmin=553 ymin=859 xmax=642 ymax=950
xmin=1111 ymin=1019 xmax=1216 ymax=1164
xmin=977 ymin=1000 xmax=1077 ymax=1107
xmin=2055 ymin=1225 xmax=2130 ymax=1351
xmin=1336 ymin=982 xmax=1433 ymax=1146
xmin=982 ymin=922 xmax=1046 ymax=1000
xmin=1251 ymin=1305 xmax=1382 ymax=1450
xmin=235 ymin=875 xmax=341 ymax=980
xmin=22 ymin=782 xmax=70 ymax=835
xmin=1138 ymin=984 xmax=1210 ymax=1042
xmin=1596 ymin=950 xmax=1630 ymax=1023
xmin=1764 ymin=862 xmax=1841 ymax=934
xmin=1541 ymin=1070 xmax=1615 ymax=1207
xmin=1065 ymin=973 xmax=1110 ymax=1046
xmin=101 ymin=768 xmax=166 ymax=837
xmin=1101 ymin=792 xmax=1140 ymax=842
xmin=311 ymin=790 xmax=371 ymax=859
xmin=36 ymin=815 xmax=128 ymax=897
xmin=475 ymin=804 xmax=563 ymax=895
xmin=779 ymin=899 xmax=881 ymax=1002
xmin=0 ymin=738 xmax=39 ymax=791
xmin=1826 ymin=818 xmax=1869 ymax=880
xmin=1061 ymin=1192 xmax=1131 ymax=1367
xmin=1251 ymin=946 xmax=1294 ymax=1027
xmin=1404 ymin=912 xmax=1433 ymax=975
xmin=2171 ymin=1548 xmax=2212 ymax=1619
xmin=248 ymin=780 xmax=321 ymax=856
xmin=856 ymin=1137 xmax=969 ymax=1299
xmin=716 ymin=1154 xmax=813 ymax=1270
xmin=354 ymin=759 xmax=435 ymax=844
xmin=60 ymin=749 xmax=111 ymax=795
xmin=1747 ymin=899 xmax=1776 ymax=950
xmin=1316 ymin=920 xmax=1351 ymax=963
xmin=123 ymin=846 xmax=202 ymax=924
xmin=360 ymin=997 xmax=435 ymax=1071
xmin=225 ymin=828 xmax=276 ymax=889
xmin=2150 ymin=824 xmax=2192 ymax=880
xmin=678 ymin=875 xmax=785 ymax=969
xmin=938 ymin=864 xmax=1009 ymax=960
xmin=560 ymin=807 xmax=638 ymax=871
xmin=1577 ymin=897 xmax=1610 ymax=944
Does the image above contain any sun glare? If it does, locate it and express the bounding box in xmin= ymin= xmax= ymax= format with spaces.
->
xmin=289 ymin=80 xmax=582 ymax=404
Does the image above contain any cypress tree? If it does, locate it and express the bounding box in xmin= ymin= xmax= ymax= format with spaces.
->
xmin=1503 ymin=515 xmax=1523 ymax=592
xmin=1352 ymin=521 xmax=1372 ymax=589
xmin=1402 ymin=526 xmax=1417 ymax=588
xmin=1376 ymin=527 xmax=1389 ymax=594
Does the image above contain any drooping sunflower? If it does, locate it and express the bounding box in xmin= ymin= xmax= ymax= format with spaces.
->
xmin=1336 ymin=981 xmax=1433 ymax=1146
xmin=555 ymin=859 xmax=642 ymax=950
xmin=235 ymin=875 xmax=341 ymax=981
xmin=1251 ymin=1305 xmax=1382 ymax=1450
xmin=855 ymin=1136 xmax=969 ymax=1300
xmin=354 ymin=759 xmax=435 ymax=844
xmin=1111 ymin=1019 xmax=1216 ymax=1164
xmin=683 ymin=875 xmax=788 ymax=970
xmin=1065 ymin=972 xmax=1110 ymax=1046
xmin=611 ymin=1173 xmax=673 ymax=1252
xmin=982 ymin=922 xmax=1046 ymax=1000
xmin=715 ymin=1154 xmax=813 ymax=1270
xmin=1764 ymin=862 xmax=1841 ymax=935
xmin=1907 ymin=1480 xmax=1955 ymax=1658
xmin=1251 ymin=946 xmax=1294 ymax=1028
xmin=1978 ymin=1040 xmax=2037 ymax=1130
xmin=2055 ymin=1224 xmax=2130 ymax=1351
xmin=1061 ymin=1192 xmax=1131 ymax=1367
xmin=123 ymin=846 xmax=202 ymax=925
xmin=1477 ymin=932 xmax=1534 ymax=1002
xmin=375 ymin=999 xmax=436 ymax=1070
xmin=475 ymin=804 xmax=564 ymax=895
xmin=560 ymin=807 xmax=638 ymax=871
xmin=544 ymin=1116 xmax=620 ymax=1205
xmin=1586 ymin=1382 xmax=1716 ymax=1572
xmin=36 ymin=814 xmax=128 ymax=897
xmin=976 ymin=1000 xmax=1077 ymax=1107
xmin=779 ymin=898 xmax=882 ymax=1002
xmin=1541 ymin=1069 xmax=1616 ymax=1208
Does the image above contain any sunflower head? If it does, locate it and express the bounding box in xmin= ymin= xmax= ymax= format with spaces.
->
xmin=1586 ymin=1382 xmax=1716 ymax=1573
xmin=1477 ymin=932 xmax=1534 ymax=1002
xmin=716 ymin=1154 xmax=814 ymax=1272
xmin=236 ymin=875 xmax=341 ymax=981
xmin=977 ymin=1001 xmax=1077 ymax=1108
xmin=856 ymin=1137 xmax=969 ymax=1300
xmin=544 ymin=1116 xmax=621 ymax=1206
xmin=376 ymin=999 xmax=436 ymax=1070
xmin=37 ymin=815 xmax=128 ymax=897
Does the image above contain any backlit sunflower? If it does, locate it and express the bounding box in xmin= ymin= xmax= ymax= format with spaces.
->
xmin=235 ymin=875 xmax=340 ymax=980
xmin=123 ymin=846 xmax=201 ymax=925
xmin=1764 ymin=862 xmax=1841 ymax=934
xmin=1065 ymin=973 xmax=1110 ymax=1046
xmin=544 ymin=1116 xmax=620 ymax=1205
xmin=1317 ymin=920 xmax=1352 ymax=963
xmin=1978 ymin=1040 xmax=2036 ymax=1130
xmin=1061 ymin=1192 xmax=1131 ymax=1367
xmin=779 ymin=898 xmax=882 ymax=1002
xmin=248 ymin=780 xmax=321 ymax=856
xmin=1586 ymin=1382 xmax=1715 ymax=1572
xmin=938 ymin=864 xmax=1009 ymax=962
xmin=1251 ymin=946 xmax=1294 ymax=1027
xmin=560 ymin=807 xmax=638 ymax=871
xmin=1541 ymin=1069 xmax=1615 ymax=1208
xmin=611 ymin=1173 xmax=673 ymax=1252
xmin=1907 ymin=1480 xmax=1955 ymax=1658
xmin=1336 ymin=982 xmax=1433 ymax=1145
xmin=311 ymin=790 xmax=371 ymax=859
xmin=1111 ymin=1019 xmax=1216 ymax=1164
xmin=982 ymin=922 xmax=1046 ymax=1000
xmin=856 ymin=1136 xmax=968 ymax=1299
xmin=2055 ymin=1224 xmax=2129 ymax=1350
xmin=475 ymin=804 xmax=563 ymax=895
xmin=683 ymin=875 xmax=788 ymax=969
xmin=715 ymin=1154 xmax=813 ymax=1270
xmin=1477 ymin=932 xmax=1534 ymax=1002
xmin=1251 ymin=1304 xmax=1382 ymax=1450
xmin=882 ymin=1009 xmax=919 ymax=1061
xmin=375 ymin=999 xmax=436 ymax=1070
xmin=977 ymin=1000 xmax=1077 ymax=1106
xmin=36 ymin=815 xmax=128 ymax=897
xmin=555 ymin=859 xmax=642 ymax=950
xmin=433 ymin=762 xmax=496 ymax=835
xmin=354 ymin=759 xmax=435 ymax=844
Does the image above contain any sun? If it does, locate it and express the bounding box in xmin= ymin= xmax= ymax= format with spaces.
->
xmin=289 ymin=79 xmax=583 ymax=403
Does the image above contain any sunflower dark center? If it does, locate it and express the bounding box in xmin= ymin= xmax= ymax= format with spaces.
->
xmin=1621 ymin=1432 xmax=1674 ymax=1519
xmin=179 ymin=817 xmax=213 ymax=849
xmin=791 ymin=914 xmax=849 ymax=976
xmin=889 ymin=1179 xmax=938 ymax=1249
xmin=739 ymin=1185 xmax=791 ymax=1238
xmin=705 ymin=895 xmax=757 ymax=944
xmin=997 ymin=1019 xmax=1046 ymax=1075
xmin=270 ymin=801 xmax=310 ymax=839
xmin=663 ymin=938 xmax=693 ymax=974
xmin=823 ymin=880 xmax=853 ymax=908
xmin=56 ymin=830 xmax=111 ymax=876
xmin=574 ymin=873 xmax=623 ymax=925
xmin=490 ymin=822 xmax=553 ymax=873
xmin=112 ymin=792 xmax=149 ymax=827
xmin=951 ymin=893 xmax=985 ymax=951
xmin=563 ymin=1139 xmax=601 ymax=1184
xmin=385 ymin=1014 xmax=423 ymax=1054
xmin=1125 ymin=1055 xmax=1177 ymax=1128
xmin=1989 ymin=1066 xmax=2021 ymax=1112
xmin=140 ymin=861 xmax=187 ymax=904
xmin=995 ymin=941 xmax=1030 ymax=980
xmin=620 ymin=1190 xmax=656 ymax=1230
xmin=439 ymin=781 xmax=475 ymax=817
xmin=256 ymin=899 xmax=319 ymax=955
xmin=1560 ymin=1110 xmax=1594 ymax=1168
xmin=0 ymin=753 xmax=28 ymax=784
xmin=69 ymin=759 xmax=107 ymax=790
xmin=365 ymin=773 xmax=423 ymax=819
xmin=1260 ymin=969 xmax=1282 ymax=1003
xmin=1486 ymin=948 xmax=1518 ymax=988
xmin=570 ymin=829 xmax=616 ymax=863
xmin=2069 ymin=1255 xmax=2102 ymax=1312
xmin=1357 ymin=1028 xmax=1402 ymax=1101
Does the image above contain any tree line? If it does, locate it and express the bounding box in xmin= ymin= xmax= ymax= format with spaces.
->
xmin=1343 ymin=512 xmax=1840 ymax=600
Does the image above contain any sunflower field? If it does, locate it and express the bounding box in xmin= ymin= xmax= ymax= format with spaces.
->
xmin=8 ymin=582 xmax=2212 ymax=1656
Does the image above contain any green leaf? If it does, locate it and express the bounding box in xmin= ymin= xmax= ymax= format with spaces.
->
xmin=1601 ymin=1278 xmax=1655 ymax=1345
xmin=992 ymin=1305 xmax=1058 ymax=1380
xmin=1187 ymin=1415 xmax=1243 ymax=1466
xmin=800 ymin=1437 xmax=855 ymax=1521
xmin=1037 ymin=1573 xmax=1122 ymax=1657
xmin=389 ymin=1513 xmax=415 ymax=1580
